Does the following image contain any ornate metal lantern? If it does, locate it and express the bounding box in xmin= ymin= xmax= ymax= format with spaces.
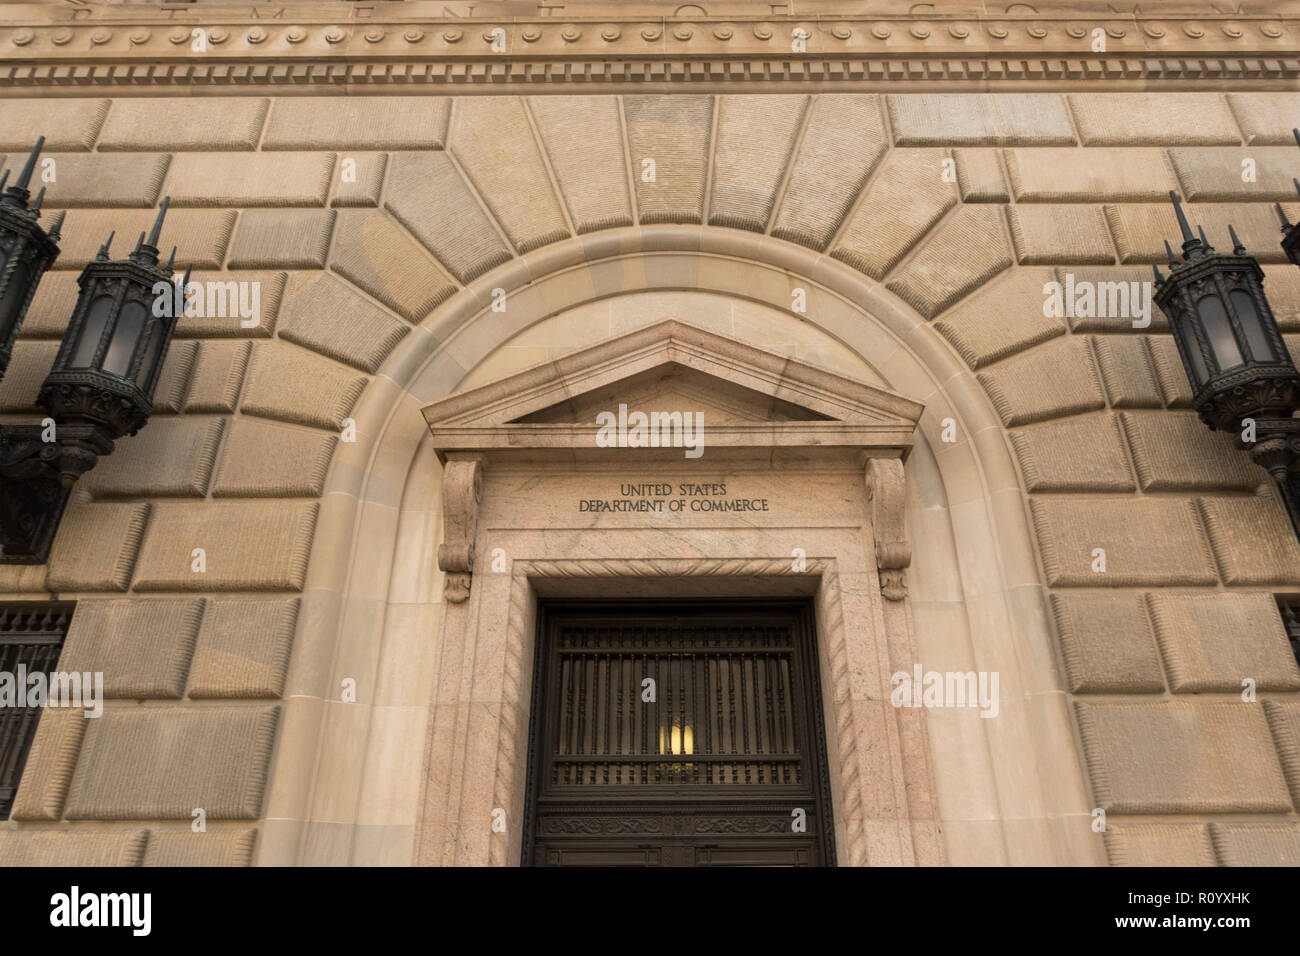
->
xmin=0 ymin=138 xmax=64 ymax=379
xmin=1154 ymin=191 xmax=1300 ymax=535
xmin=0 ymin=197 xmax=184 ymax=563
xmin=1278 ymin=128 xmax=1300 ymax=268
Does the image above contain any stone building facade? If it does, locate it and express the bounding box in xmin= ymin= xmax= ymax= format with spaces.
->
xmin=0 ymin=0 xmax=1298 ymax=866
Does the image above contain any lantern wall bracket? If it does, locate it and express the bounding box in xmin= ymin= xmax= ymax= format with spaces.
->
xmin=0 ymin=422 xmax=114 ymax=563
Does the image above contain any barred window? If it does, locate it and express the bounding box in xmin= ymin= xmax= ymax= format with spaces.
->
xmin=0 ymin=604 xmax=73 ymax=820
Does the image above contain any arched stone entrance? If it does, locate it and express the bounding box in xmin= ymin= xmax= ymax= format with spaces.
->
xmin=263 ymin=226 xmax=1101 ymax=867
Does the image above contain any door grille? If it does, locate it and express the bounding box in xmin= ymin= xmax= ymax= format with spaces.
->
xmin=523 ymin=601 xmax=836 ymax=866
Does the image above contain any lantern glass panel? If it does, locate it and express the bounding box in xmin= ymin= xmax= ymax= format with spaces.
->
xmin=0 ymin=259 xmax=29 ymax=333
xmin=137 ymin=319 xmax=166 ymax=396
xmin=102 ymin=300 xmax=147 ymax=378
xmin=69 ymin=294 xmax=113 ymax=367
xmin=1229 ymin=289 xmax=1276 ymax=363
xmin=1197 ymin=294 xmax=1245 ymax=373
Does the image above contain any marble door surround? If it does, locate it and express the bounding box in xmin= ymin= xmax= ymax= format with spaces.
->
xmin=413 ymin=319 xmax=944 ymax=865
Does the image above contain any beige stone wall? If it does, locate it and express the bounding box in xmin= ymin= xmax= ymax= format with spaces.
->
xmin=1 ymin=82 xmax=1299 ymax=864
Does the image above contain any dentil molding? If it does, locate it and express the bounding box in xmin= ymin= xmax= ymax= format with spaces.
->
xmin=0 ymin=1 xmax=1299 ymax=91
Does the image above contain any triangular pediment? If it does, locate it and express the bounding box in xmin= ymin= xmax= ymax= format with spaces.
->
xmin=421 ymin=319 xmax=923 ymax=457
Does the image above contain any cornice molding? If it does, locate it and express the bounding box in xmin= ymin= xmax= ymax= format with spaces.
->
xmin=1 ymin=3 xmax=1298 ymax=91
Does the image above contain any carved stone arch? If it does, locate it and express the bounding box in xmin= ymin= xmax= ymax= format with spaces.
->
xmin=266 ymin=225 xmax=1101 ymax=867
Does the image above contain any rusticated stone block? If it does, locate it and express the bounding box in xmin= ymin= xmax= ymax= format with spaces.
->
xmin=1074 ymin=700 xmax=1291 ymax=813
xmin=1120 ymin=411 xmax=1260 ymax=492
xmin=46 ymin=501 xmax=150 ymax=592
xmin=831 ymin=149 xmax=957 ymax=279
xmin=1068 ymin=93 xmax=1242 ymax=146
xmin=50 ymin=208 xmax=234 ymax=270
xmin=1265 ymin=700 xmax=1300 ymax=807
xmin=709 ymin=94 xmax=807 ymax=232
xmin=38 ymin=153 xmax=168 ymax=207
xmin=1106 ymin=202 xmax=1295 ymax=264
xmin=1093 ymin=337 xmax=1162 ymax=408
xmin=132 ymin=502 xmax=317 ymax=592
xmin=1199 ymin=495 xmax=1300 ymax=586
xmin=188 ymin=598 xmax=299 ymax=699
xmin=1009 ymin=205 xmax=1114 ymax=264
xmin=170 ymin=271 xmax=286 ymax=339
xmin=185 ymin=341 xmax=251 ymax=414
xmin=773 ymin=95 xmax=887 ymax=249
xmin=0 ymin=99 xmax=108 ymax=151
xmin=330 ymin=209 xmax=458 ymax=322
xmin=59 ymin=598 xmax=204 ymax=698
xmin=144 ymin=830 xmax=258 ymax=867
xmin=953 ymin=148 xmax=1007 ymax=202
xmin=1227 ymin=93 xmax=1300 ymax=146
xmin=240 ymin=342 xmax=367 ymax=430
xmin=888 ymin=93 xmax=1075 ymax=145
xmin=279 ymin=273 xmax=409 ymax=373
xmin=1009 ymin=414 xmax=1134 ymax=493
xmin=21 ymin=271 xmax=78 ymax=338
xmin=1105 ymin=824 xmax=1215 ymax=866
xmin=1263 ymin=267 xmax=1300 ymax=331
xmin=65 ymin=706 xmax=280 ymax=820
xmin=1029 ymin=498 xmax=1217 ymax=586
xmin=167 ymin=152 xmax=334 ymax=207
xmin=530 ymin=96 xmax=633 ymax=234
xmin=384 ymin=153 xmax=510 ymax=284
xmin=227 ymin=209 xmax=335 ymax=269
xmin=212 ymin=419 xmax=336 ymax=498
xmin=83 ymin=418 xmax=223 ymax=499
xmin=1050 ymin=593 xmax=1163 ymax=693
xmin=151 ymin=340 xmax=198 ymax=414
xmin=1052 ymin=267 xmax=1167 ymax=333
xmin=0 ymin=340 xmax=57 ymax=411
xmin=886 ymin=205 xmax=1012 ymax=318
xmin=0 ymin=831 xmax=147 ymax=866
xmin=10 ymin=709 xmax=87 ymax=821
xmin=624 ymin=95 xmax=712 ymax=226
xmin=264 ymin=97 xmax=450 ymax=150
xmin=1169 ymin=147 xmax=1300 ymax=202
xmin=331 ymin=153 xmax=387 ymax=208
xmin=450 ymin=97 xmax=569 ymax=253
xmin=933 ymin=267 xmax=1064 ymax=369
xmin=99 ymin=98 xmax=268 ymax=151
xmin=978 ymin=338 xmax=1105 ymax=427
xmin=1148 ymin=593 xmax=1300 ymax=693
xmin=1004 ymin=148 xmax=1175 ymax=202
xmin=1211 ymin=825 xmax=1300 ymax=866
xmin=1147 ymin=336 xmax=1195 ymax=408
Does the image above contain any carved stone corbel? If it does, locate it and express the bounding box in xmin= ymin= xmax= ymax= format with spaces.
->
xmin=437 ymin=455 xmax=485 ymax=603
xmin=865 ymin=457 xmax=911 ymax=602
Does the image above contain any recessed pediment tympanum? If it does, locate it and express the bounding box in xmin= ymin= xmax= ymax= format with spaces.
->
xmin=420 ymin=318 xmax=924 ymax=458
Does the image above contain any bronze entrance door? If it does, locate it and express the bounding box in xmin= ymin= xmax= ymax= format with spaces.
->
xmin=522 ymin=601 xmax=836 ymax=866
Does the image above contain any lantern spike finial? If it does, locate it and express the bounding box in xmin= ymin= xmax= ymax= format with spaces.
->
xmin=48 ymin=209 xmax=66 ymax=243
xmin=1152 ymin=261 xmax=1164 ymax=284
xmin=96 ymin=230 xmax=114 ymax=261
xmin=165 ymin=246 xmax=175 ymax=272
xmin=13 ymin=135 xmax=43 ymax=192
xmin=1170 ymin=190 xmax=1196 ymax=242
xmin=1164 ymin=239 xmax=1179 ymax=269
xmin=30 ymin=186 xmax=44 ymax=216
xmin=1229 ymin=223 xmax=1246 ymax=255
xmin=0 ymin=170 xmax=10 ymax=194
xmin=1197 ymin=224 xmax=1214 ymax=254
xmin=1293 ymin=127 xmax=1300 ymax=150
xmin=145 ymin=196 xmax=169 ymax=250
xmin=1277 ymin=201 xmax=1293 ymax=231
xmin=132 ymin=231 xmax=145 ymax=254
